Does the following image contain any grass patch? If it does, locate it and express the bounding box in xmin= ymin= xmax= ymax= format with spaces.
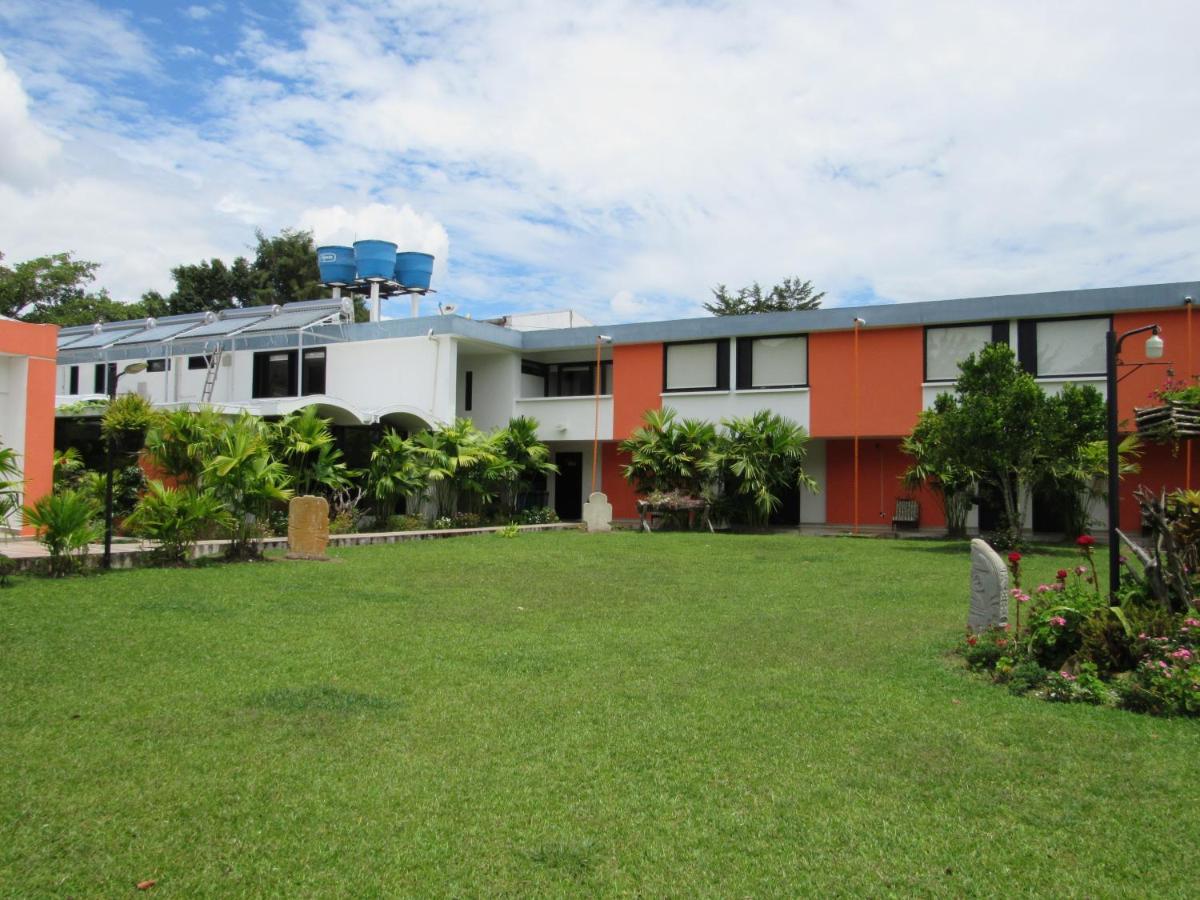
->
xmin=0 ymin=532 xmax=1196 ymax=896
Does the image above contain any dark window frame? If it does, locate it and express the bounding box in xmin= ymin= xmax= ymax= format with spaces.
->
xmin=1018 ymin=315 xmax=1111 ymax=378
xmin=146 ymin=358 xmax=169 ymax=373
xmin=519 ymin=359 xmax=612 ymax=397
xmin=464 ymin=370 xmax=473 ymax=411
xmin=662 ymin=338 xmax=730 ymax=393
xmin=252 ymin=350 xmax=298 ymax=399
xmin=68 ymin=365 xmax=79 ymax=395
xmin=187 ymin=355 xmax=210 ymax=370
xmin=736 ymin=333 xmax=809 ymax=391
xmin=922 ymin=321 xmax=1010 ymax=383
xmin=301 ymin=348 xmax=326 ymax=396
xmin=94 ymin=363 xmax=115 ymax=395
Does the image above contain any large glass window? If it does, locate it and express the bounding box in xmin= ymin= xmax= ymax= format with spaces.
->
xmin=519 ymin=360 xmax=612 ymax=397
xmin=738 ymin=335 xmax=807 ymax=388
xmin=68 ymin=366 xmax=79 ymax=395
xmin=252 ymin=351 xmax=297 ymax=398
xmin=665 ymin=340 xmax=728 ymax=392
xmin=925 ymin=325 xmax=994 ymax=382
xmin=301 ymin=349 xmax=326 ymax=395
xmin=1034 ymin=318 xmax=1107 ymax=377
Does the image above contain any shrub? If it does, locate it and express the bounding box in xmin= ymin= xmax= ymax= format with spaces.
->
xmin=124 ymin=482 xmax=232 ymax=565
xmin=432 ymin=516 xmax=454 ymax=530
xmin=387 ymin=514 xmax=426 ymax=532
xmin=962 ymin=626 xmax=1014 ymax=671
xmin=1023 ymin=573 xmax=1109 ymax=670
xmin=100 ymin=393 xmax=158 ymax=449
xmin=0 ymin=554 xmax=15 ymax=587
xmin=1115 ymin=618 xmax=1200 ymax=717
xmin=452 ymin=512 xmax=482 ymax=529
xmin=329 ymin=510 xmax=357 ymax=534
xmin=22 ymin=489 xmax=101 ymax=577
xmin=520 ymin=506 xmax=560 ymax=525
xmin=496 ymin=523 xmax=520 ymax=539
xmin=1043 ymin=663 xmax=1114 ymax=706
xmin=1006 ymin=660 xmax=1048 ymax=696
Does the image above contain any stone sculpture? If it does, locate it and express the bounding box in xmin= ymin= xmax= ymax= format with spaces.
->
xmin=968 ymin=538 xmax=1008 ymax=633
xmin=287 ymin=495 xmax=330 ymax=560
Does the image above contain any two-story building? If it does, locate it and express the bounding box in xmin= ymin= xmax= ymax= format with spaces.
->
xmin=1 ymin=316 xmax=57 ymax=534
xmin=52 ymin=281 xmax=1200 ymax=534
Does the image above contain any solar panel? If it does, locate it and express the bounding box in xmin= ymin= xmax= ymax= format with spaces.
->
xmin=238 ymin=307 xmax=343 ymax=333
xmin=60 ymin=327 xmax=142 ymax=349
xmin=111 ymin=320 xmax=205 ymax=345
xmin=57 ymin=332 xmax=93 ymax=349
xmin=178 ymin=313 xmax=272 ymax=338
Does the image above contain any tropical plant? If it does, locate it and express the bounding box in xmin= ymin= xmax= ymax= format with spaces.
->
xmin=412 ymin=418 xmax=499 ymax=519
xmin=22 ymin=489 xmax=102 ymax=576
xmin=901 ymin=399 xmax=979 ymax=539
xmin=125 ymin=481 xmax=232 ymax=564
xmin=100 ymin=393 xmax=158 ymax=447
xmin=51 ymin=447 xmax=85 ymax=489
xmin=490 ymin=416 xmax=557 ymax=517
xmin=365 ymin=428 xmax=426 ymax=520
xmin=619 ymin=408 xmax=717 ymax=497
xmin=1032 ymin=384 xmax=1118 ymax=538
xmin=202 ymin=414 xmax=292 ymax=559
xmin=143 ymin=407 xmax=227 ymax=482
xmin=0 ymin=444 xmax=22 ymax=529
xmin=709 ymin=410 xmax=817 ymax=527
xmin=270 ymin=406 xmax=352 ymax=495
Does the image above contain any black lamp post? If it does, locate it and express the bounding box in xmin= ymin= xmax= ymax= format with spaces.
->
xmin=102 ymin=361 xmax=147 ymax=570
xmin=1106 ymin=324 xmax=1163 ymax=597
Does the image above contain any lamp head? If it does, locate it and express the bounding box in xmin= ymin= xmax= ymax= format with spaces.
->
xmin=853 ymin=317 xmax=866 ymax=326
xmin=597 ymin=334 xmax=613 ymax=343
xmin=122 ymin=362 xmax=148 ymax=375
xmin=1145 ymin=327 xmax=1164 ymax=359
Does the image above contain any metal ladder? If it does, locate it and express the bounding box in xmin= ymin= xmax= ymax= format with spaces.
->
xmin=200 ymin=346 xmax=222 ymax=403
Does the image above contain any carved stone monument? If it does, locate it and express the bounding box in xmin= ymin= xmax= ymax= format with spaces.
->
xmin=582 ymin=491 xmax=613 ymax=533
xmin=287 ymin=495 xmax=330 ymax=560
xmin=968 ymin=538 xmax=1008 ymax=633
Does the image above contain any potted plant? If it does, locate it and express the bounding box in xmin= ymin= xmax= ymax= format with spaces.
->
xmin=101 ymin=394 xmax=159 ymax=454
xmin=1135 ymin=378 xmax=1200 ymax=445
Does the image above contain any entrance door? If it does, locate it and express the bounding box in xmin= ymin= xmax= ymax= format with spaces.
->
xmin=554 ymin=452 xmax=583 ymax=520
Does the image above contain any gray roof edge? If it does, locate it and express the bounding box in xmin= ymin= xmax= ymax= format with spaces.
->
xmin=520 ymin=280 xmax=1200 ymax=349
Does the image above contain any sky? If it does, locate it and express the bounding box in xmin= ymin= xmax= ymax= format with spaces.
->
xmin=1 ymin=1 xmax=1198 ymax=323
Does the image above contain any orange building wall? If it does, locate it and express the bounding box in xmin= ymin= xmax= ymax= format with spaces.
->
xmin=823 ymin=438 xmax=945 ymax=528
xmin=1112 ymin=307 xmax=1200 ymax=427
xmin=600 ymin=443 xmax=641 ymax=520
xmin=612 ymin=342 xmax=662 ymax=439
xmin=809 ymin=326 xmax=924 ymax=438
xmin=0 ymin=319 xmax=58 ymax=535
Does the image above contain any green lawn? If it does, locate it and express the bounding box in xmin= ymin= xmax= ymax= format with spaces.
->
xmin=1 ymin=532 xmax=1196 ymax=897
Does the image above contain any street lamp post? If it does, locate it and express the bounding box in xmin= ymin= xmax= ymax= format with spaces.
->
xmin=1106 ymin=324 xmax=1163 ymax=597
xmin=591 ymin=334 xmax=613 ymax=495
xmin=102 ymin=361 xmax=148 ymax=570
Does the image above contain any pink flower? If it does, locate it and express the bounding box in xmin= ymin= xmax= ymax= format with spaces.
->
xmin=1171 ymin=649 xmax=1193 ymax=661
xmin=1036 ymin=584 xmax=1052 ymax=594
xmin=1052 ymin=583 xmax=1065 ymax=592
xmin=1060 ymin=671 xmax=1076 ymax=681
xmin=1075 ymin=565 xmax=1088 ymax=576
xmin=1010 ymin=589 xmax=1030 ymax=604
xmin=1050 ymin=616 xmax=1068 ymax=627
xmin=1185 ymin=618 xmax=1200 ymax=628
xmin=1056 ymin=569 xmax=1069 ymax=581
xmin=1158 ymin=660 xmax=1169 ymax=669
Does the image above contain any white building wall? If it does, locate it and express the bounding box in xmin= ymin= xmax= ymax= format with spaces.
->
xmin=458 ymin=353 xmax=520 ymax=431
xmin=513 ymin=396 xmax=612 ymax=442
xmin=663 ymin=388 xmax=810 ymax=431
xmin=799 ymin=438 xmax=826 ymax=524
xmin=0 ymin=355 xmax=29 ymax=529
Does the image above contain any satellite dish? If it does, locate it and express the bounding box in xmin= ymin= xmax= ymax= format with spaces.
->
xmin=439 ymin=303 xmax=458 ymax=316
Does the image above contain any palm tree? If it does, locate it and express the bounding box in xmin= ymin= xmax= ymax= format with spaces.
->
xmin=203 ymin=413 xmax=293 ymax=558
xmin=0 ymin=445 xmax=22 ymax=529
xmin=491 ymin=416 xmax=558 ymax=517
xmin=709 ymin=410 xmax=816 ymax=528
xmin=412 ymin=418 xmax=499 ymax=520
xmin=366 ymin=428 xmax=426 ymax=520
xmin=143 ymin=407 xmax=227 ymax=482
xmin=271 ymin=406 xmax=352 ymax=495
xmin=619 ymin=408 xmax=716 ymax=496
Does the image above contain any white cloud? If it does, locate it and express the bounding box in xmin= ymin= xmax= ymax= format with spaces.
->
xmin=0 ymin=53 xmax=59 ymax=186
xmin=184 ymin=5 xmax=212 ymax=21
xmin=0 ymin=1 xmax=1198 ymax=321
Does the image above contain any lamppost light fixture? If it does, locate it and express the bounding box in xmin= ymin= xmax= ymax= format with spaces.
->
xmin=1145 ymin=331 xmax=1164 ymax=359
xmin=123 ymin=362 xmax=149 ymax=375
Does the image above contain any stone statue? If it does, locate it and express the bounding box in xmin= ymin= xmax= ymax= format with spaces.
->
xmin=968 ymin=538 xmax=1008 ymax=633
xmin=287 ymin=495 xmax=330 ymax=560
xmin=582 ymin=492 xmax=613 ymax=533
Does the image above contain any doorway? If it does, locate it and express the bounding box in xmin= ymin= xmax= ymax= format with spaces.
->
xmin=554 ymin=452 xmax=583 ymax=520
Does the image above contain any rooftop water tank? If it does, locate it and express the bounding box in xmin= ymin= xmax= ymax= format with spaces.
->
xmin=316 ymin=245 xmax=356 ymax=285
xmin=394 ymin=252 xmax=435 ymax=290
xmin=353 ymin=240 xmax=398 ymax=281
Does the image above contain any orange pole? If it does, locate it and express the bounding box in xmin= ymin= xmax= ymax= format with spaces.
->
xmin=1188 ymin=299 xmax=1193 ymax=490
xmin=853 ymin=319 xmax=861 ymax=534
xmin=591 ymin=336 xmax=602 ymax=495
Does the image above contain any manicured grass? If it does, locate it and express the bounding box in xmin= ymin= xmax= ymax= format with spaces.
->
xmin=1 ymin=532 xmax=1196 ymax=896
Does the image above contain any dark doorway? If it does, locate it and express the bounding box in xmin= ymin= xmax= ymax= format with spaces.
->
xmin=1031 ymin=487 xmax=1068 ymax=535
xmin=554 ymin=452 xmax=583 ymax=520
xmin=769 ymin=483 xmax=801 ymax=527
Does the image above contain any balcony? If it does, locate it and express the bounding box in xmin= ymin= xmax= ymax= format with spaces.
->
xmin=513 ymin=395 xmax=613 ymax=442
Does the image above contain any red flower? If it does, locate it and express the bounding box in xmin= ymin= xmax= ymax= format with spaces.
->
xmin=1008 ymin=551 xmax=1022 ymax=564
xmin=1056 ymin=569 xmax=1068 ymax=581
xmin=966 ymin=636 xmax=978 ymax=646
xmin=1077 ymin=535 xmax=1095 ymax=547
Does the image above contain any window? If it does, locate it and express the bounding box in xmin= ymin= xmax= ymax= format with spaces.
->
xmin=519 ymin=360 xmax=612 ymax=397
xmin=1017 ymin=317 xmax=1109 ymax=377
xmin=464 ymin=371 xmax=473 ymax=411
xmin=188 ymin=355 xmax=210 ymax=370
xmin=93 ymin=363 xmax=115 ymax=394
xmin=301 ymin=348 xmax=326 ymax=395
xmin=736 ymin=335 xmax=807 ymax=389
xmin=924 ymin=323 xmax=1010 ymax=382
xmin=664 ymin=339 xmax=729 ymax=392
xmin=252 ymin=350 xmax=297 ymax=398
xmin=146 ymin=359 xmax=169 ymax=373
xmin=68 ymin=366 xmax=79 ymax=395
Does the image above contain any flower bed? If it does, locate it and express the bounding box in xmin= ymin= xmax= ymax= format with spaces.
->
xmin=959 ymin=536 xmax=1200 ymax=717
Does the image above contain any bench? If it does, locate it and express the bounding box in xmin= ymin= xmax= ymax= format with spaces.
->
xmin=892 ymin=498 xmax=920 ymax=532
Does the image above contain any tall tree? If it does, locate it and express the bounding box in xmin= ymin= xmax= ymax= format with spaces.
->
xmin=704 ymin=277 xmax=824 ymax=316
xmin=1 ymin=251 xmax=98 ymax=320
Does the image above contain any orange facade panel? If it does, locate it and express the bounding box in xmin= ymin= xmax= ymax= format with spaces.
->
xmin=600 ymin=443 xmax=641 ymax=520
xmin=808 ymin=326 xmax=923 ymax=438
xmin=0 ymin=319 xmax=58 ymax=535
xmin=1112 ymin=306 xmax=1200 ymax=429
xmin=612 ymin=342 xmax=663 ymax=440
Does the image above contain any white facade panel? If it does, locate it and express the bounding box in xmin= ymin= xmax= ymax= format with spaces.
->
xmin=665 ymin=342 xmax=717 ymax=390
xmin=925 ymin=324 xmax=992 ymax=382
xmin=514 ymin=396 xmax=613 ymax=442
xmin=749 ymin=336 xmax=807 ymax=387
xmin=662 ymin=388 xmax=810 ymax=432
xmin=1036 ymin=318 xmax=1107 ymax=377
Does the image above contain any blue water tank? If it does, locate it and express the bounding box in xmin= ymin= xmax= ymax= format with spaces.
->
xmin=394 ymin=252 xmax=435 ymax=290
xmin=353 ymin=239 xmax=398 ymax=280
xmin=316 ymin=245 xmax=356 ymax=284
